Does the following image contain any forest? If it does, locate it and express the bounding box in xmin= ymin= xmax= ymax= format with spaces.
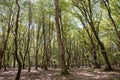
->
xmin=0 ymin=0 xmax=120 ymax=80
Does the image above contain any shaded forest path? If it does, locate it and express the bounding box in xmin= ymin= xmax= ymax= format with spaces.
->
xmin=0 ymin=67 xmax=120 ymax=80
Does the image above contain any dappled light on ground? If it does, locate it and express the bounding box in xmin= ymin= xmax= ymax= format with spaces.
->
xmin=0 ymin=68 xmax=120 ymax=80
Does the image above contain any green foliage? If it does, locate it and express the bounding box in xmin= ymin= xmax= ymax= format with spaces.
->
xmin=0 ymin=0 xmax=119 ymax=69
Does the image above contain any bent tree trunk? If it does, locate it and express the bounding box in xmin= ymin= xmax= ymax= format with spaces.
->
xmin=90 ymin=22 xmax=113 ymax=71
xmin=103 ymin=0 xmax=120 ymax=44
xmin=87 ymin=0 xmax=113 ymax=71
xmin=78 ymin=13 xmax=100 ymax=68
xmin=84 ymin=23 xmax=99 ymax=68
xmin=87 ymin=0 xmax=112 ymax=71
xmin=54 ymin=0 xmax=69 ymax=75
xmin=15 ymin=0 xmax=22 ymax=80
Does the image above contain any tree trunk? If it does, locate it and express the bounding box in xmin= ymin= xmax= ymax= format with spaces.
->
xmin=0 ymin=8 xmax=12 ymax=69
xmin=27 ymin=1 xmax=32 ymax=72
xmin=15 ymin=0 xmax=22 ymax=80
xmin=90 ymin=22 xmax=113 ymax=70
xmin=54 ymin=0 xmax=69 ymax=75
xmin=35 ymin=22 xmax=41 ymax=70
xmin=103 ymin=0 xmax=120 ymax=44
xmin=28 ymin=50 xmax=31 ymax=72
xmin=42 ymin=14 xmax=48 ymax=70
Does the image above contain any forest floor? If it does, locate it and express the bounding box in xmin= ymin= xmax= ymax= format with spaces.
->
xmin=0 ymin=67 xmax=120 ymax=80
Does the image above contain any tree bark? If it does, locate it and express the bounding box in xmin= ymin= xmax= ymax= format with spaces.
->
xmin=54 ymin=0 xmax=69 ymax=75
xmin=14 ymin=0 xmax=22 ymax=80
xmin=42 ymin=14 xmax=48 ymax=70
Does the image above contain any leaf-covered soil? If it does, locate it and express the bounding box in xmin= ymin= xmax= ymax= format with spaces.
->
xmin=0 ymin=67 xmax=120 ymax=80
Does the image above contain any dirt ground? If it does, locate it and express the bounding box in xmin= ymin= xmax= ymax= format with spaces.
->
xmin=0 ymin=67 xmax=120 ymax=80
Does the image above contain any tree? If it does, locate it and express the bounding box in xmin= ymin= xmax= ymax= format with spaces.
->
xmin=14 ymin=0 xmax=22 ymax=79
xmin=42 ymin=13 xmax=48 ymax=70
xmin=0 ymin=1 xmax=13 ymax=70
xmin=54 ymin=0 xmax=69 ymax=75
xmin=103 ymin=0 xmax=120 ymax=46
xmin=72 ymin=0 xmax=113 ymax=70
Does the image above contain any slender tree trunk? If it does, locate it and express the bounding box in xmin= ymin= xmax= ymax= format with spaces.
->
xmin=13 ymin=54 xmax=16 ymax=68
xmin=54 ymin=0 xmax=69 ymax=75
xmin=0 ymin=17 xmax=4 ymax=69
xmin=0 ymin=9 xmax=12 ymax=69
xmin=35 ymin=22 xmax=41 ymax=69
xmin=6 ymin=47 xmax=11 ymax=67
xmin=3 ymin=53 xmax=6 ymax=71
xmin=28 ymin=50 xmax=31 ymax=72
xmin=22 ymin=39 xmax=26 ymax=69
xmin=103 ymin=0 xmax=120 ymax=43
xmin=66 ymin=38 xmax=72 ymax=69
xmin=35 ymin=23 xmax=40 ymax=70
xmin=86 ymin=30 xmax=99 ymax=68
xmin=47 ymin=5 xmax=52 ymax=68
xmin=23 ymin=1 xmax=32 ymax=71
xmin=42 ymin=14 xmax=48 ymax=70
xmin=66 ymin=49 xmax=71 ymax=69
xmin=35 ymin=49 xmax=38 ymax=70
xmin=27 ymin=1 xmax=32 ymax=72
xmin=15 ymin=0 xmax=22 ymax=80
